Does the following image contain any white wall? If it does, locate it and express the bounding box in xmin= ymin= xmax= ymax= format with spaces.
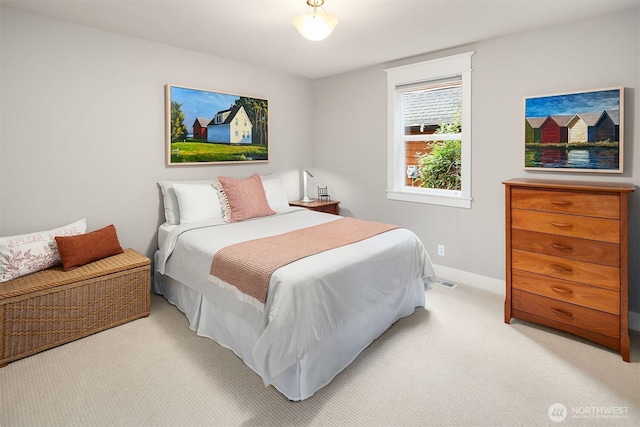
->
xmin=2 ymin=6 xmax=639 ymax=316
xmin=0 ymin=8 xmax=314 ymax=259
xmin=312 ymin=8 xmax=640 ymax=313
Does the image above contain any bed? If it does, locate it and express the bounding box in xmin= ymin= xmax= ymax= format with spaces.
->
xmin=153 ymin=174 xmax=435 ymax=400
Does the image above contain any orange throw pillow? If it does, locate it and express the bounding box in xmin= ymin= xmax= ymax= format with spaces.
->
xmin=55 ymin=224 xmax=124 ymax=271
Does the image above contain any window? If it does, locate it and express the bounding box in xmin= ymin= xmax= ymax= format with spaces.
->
xmin=385 ymin=52 xmax=473 ymax=208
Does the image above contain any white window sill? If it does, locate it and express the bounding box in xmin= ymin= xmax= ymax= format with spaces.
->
xmin=387 ymin=189 xmax=472 ymax=208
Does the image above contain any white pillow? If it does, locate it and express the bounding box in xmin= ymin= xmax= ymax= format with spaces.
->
xmin=158 ymin=180 xmax=214 ymax=224
xmin=0 ymin=218 xmax=87 ymax=282
xmin=173 ymin=183 xmax=224 ymax=224
xmin=261 ymin=175 xmax=290 ymax=212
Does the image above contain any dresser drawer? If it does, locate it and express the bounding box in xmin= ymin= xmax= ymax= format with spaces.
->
xmin=511 ymin=229 xmax=619 ymax=267
xmin=511 ymin=188 xmax=619 ymax=219
xmin=512 ymin=249 xmax=619 ymax=290
xmin=511 ymin=270 xmax=620 ymax=314
xmin=511 ymin=209 xmax=619 ymax=243
xmin=512 ymin=290 xmax=619 ymax=338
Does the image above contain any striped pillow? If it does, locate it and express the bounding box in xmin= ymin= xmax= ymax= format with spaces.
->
xmin=214 ymin=174 xmax=276 ymax=222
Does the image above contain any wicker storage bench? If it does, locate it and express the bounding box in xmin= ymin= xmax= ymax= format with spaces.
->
xmin=0 ymin=248 xmax=150 ymax=367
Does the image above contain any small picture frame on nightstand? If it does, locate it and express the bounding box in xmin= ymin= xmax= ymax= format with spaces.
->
xmin=317 ymin=186 xmax=330 ymax=202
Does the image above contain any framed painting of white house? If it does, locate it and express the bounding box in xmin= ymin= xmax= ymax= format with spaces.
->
xmin=524 ymin=87 xmax=623 ymax=173
xmin=165 ymin=85 xmax=268 ymax=165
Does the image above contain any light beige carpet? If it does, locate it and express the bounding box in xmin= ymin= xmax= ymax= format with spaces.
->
xmin=1 ymin=283 xmax=638 ymax=427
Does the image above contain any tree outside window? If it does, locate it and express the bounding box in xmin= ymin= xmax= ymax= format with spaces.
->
xmin=385 ymin=52 xmax=473 ymax=208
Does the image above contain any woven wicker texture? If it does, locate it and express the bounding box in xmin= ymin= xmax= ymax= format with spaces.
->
xmin=1 ymin=249 xmax=150 ymax=366
xmin=0 ymin=249 xmax=149 ymax=299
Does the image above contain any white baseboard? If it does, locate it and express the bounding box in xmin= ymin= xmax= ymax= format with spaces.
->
xmin=432 ymin=263 xmax=640 ymax=332
xmin=432 ymin=264 xmax=505 ymax=296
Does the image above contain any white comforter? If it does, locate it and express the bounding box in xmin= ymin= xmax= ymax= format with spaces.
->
xmin=156 ymin=208 xmax=435 ymax=384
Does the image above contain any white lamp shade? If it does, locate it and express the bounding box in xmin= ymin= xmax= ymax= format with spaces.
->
xmin=293 ymin=13 xmax=338 ymax=41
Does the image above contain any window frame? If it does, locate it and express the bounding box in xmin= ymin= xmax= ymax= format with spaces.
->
xmin=385 ymin=52 xmax=474 ymax=208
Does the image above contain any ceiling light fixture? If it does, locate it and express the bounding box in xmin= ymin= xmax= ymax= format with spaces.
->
xmin=293 ymin=0 xmax=339 ymax=41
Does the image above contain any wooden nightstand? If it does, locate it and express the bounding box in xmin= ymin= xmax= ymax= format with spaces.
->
xmin=289 ymin=199 xmax=340 ymax=215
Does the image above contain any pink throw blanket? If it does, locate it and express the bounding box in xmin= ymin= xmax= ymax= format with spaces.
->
xmin=210 ymin=217 xmax=400 ymax=306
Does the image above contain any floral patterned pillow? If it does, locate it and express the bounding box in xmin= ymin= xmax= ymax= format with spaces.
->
xmin=0 ymin=219 xmax=87 ymax=282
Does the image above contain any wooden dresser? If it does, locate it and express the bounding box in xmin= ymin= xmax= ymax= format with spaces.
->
xmin=503 ymin=179 xmax=634 ymax=361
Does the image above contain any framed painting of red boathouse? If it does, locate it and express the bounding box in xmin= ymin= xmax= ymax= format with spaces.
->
xmin=524 ymin=87 xmax=623 ymax=173
xmin=165 ymin=85 xmax=269 ymax=166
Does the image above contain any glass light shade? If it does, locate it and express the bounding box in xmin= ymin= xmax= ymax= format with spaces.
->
xmin=293 ymin=12 xmax=338 ymax=41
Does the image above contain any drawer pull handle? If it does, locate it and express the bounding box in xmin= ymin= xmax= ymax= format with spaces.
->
xmin=551 ymin=200 xmax=572 ymax=206
xmin=551 ymin=243 xmax=572 ymax=250
xmin=551 ymin=264 xmax=573 ymax=273
xmin=550 ymin=286 xmax=573 ymax=295
xmin=551 ymin=222 xmax=572 ymax=228
xmin=550 ymin=308 xmax=573 ymax=317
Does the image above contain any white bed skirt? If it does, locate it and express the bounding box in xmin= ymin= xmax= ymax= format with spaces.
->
xmin=153 ymin=251 xmax=426 ymax=401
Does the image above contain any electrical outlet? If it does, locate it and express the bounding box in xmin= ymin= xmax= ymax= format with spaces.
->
xmin=437 ymin=245 xmax=445 ymax=256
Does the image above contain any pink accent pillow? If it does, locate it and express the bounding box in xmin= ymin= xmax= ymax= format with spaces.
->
xmin=215 ymin=174 xmax=276 ymax=222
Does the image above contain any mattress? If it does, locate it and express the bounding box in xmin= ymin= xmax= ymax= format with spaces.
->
xmin=154 ymin=209 xmax=434 ymax=400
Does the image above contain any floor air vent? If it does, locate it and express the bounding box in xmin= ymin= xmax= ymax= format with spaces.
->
xmin=436 ymin=280 xmax=457 ymax=289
